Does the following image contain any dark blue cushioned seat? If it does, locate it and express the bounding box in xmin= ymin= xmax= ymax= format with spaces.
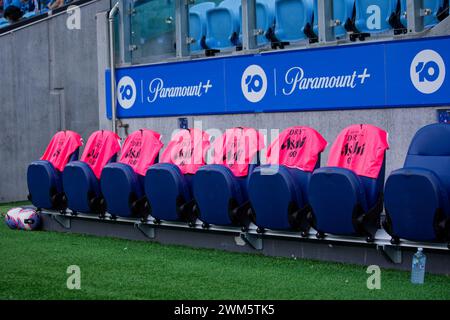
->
xmin=248 ymin=163 xmax=318 ymax=231
xmin=63 ymin=154 xmax=117 ymax=214
xmin=99 ymin=129 xmax=162 ymax=219
xmin=27 ymin=150 xmax=79 ymax=210
xmin=193 ymin=164 xmax=257 ymax=227
xmin=308 ymin=158 xmax=385 ymax=238
xmin=100 ymin=163 xmax=146 ymax=218
xmin=145 ymin=163 xmax=195 ymax=222
xmin=384 ymin=123 xmax=450 ymax=242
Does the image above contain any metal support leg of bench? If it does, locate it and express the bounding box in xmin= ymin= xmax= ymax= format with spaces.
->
xmin=51 ymin=214 xmax=71 ymax=229
xmin=134 ymin=223 xmax=155 ymax=239
xmin=240 ymin=232 xmax=263 ymax=250
xmin=379 ymin=245 xmax=402 ymax=264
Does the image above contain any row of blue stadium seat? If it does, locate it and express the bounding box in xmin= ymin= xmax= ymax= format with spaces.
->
xmin=27 ymin=124 xmax=450 ymax=245
xmin=189 ymin=0 xmax=448 ymax=51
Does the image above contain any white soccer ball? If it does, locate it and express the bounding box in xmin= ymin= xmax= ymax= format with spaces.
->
xmin=5 ymin=207 xmax=22 ymax=229
xmin=17 ymin=208 xmax=41 ymax=231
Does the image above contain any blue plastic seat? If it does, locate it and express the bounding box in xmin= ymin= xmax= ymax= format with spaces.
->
xmin=23 ymin=11 xmax=36 ymax=19
xmin=100 ymin=129 xmax=163 ymax=219
xmin=384 ymin=123 xmax=450 ymax=243
xmin=192 ymin=127 xmax=264 ymax=227
xmin=190 ymin=2 xmax=216 ymax=52
xmin=63 ymin=162 xmax=102 ymax=214
xmin=354 ymin=0 xmax=404 ymax=34
xmin=101 ymin=163 xmax=147 ymax=218
xmin=308 ymin=124 xmax=388 ymax=240
xmin=309 ymin=163 xmax=385 ymax=237
xmin=400 ymin=0 xmax=448 ymax=29
xmin=145 ymin=163 xmax=195 ymax=223
xmin=248 ymin=126 xmax=326 ymax=232
xmin=193 ymin=163 xmax=258 ymax=227
xmin=249 ymin=164 xmax=319 ymax=231
xmin=312 ymin=0 xmax=354 ymax=38
xmin=274 ymin=0 xmax=314 ymax=42
xmin=27 ymin=150 xmax=79 ymax=211
xmin=145 ymin=128 xmax=210 ymax=223
xmin=27 ymin=131 xmax=82 ymax=211
xmin=62 ymin=130 xmax=121 ymax=215
xmin=0 ymin=18 xmax=10 ymax=28
xmin=237 ymin=0 xmax=276 ymax=46
xmin=205 ymin=0 xmax=242 ymax=49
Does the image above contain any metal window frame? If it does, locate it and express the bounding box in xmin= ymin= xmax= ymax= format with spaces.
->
xmin=113 ymin=0 xmax=439 ymax=66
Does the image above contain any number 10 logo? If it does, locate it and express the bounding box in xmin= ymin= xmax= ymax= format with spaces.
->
xmin=410 ymin=49 xmax=446 ymax=94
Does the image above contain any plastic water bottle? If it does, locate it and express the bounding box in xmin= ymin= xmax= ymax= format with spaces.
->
xmin=411 ymin=248 xmax=426 ymax=284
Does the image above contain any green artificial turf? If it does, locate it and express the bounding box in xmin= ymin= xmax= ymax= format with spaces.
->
xmin=0 ymin=202 xmax=449 ymax=300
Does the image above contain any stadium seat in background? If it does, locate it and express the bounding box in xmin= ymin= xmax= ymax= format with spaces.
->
xmin=308 ymin=124 xmax=389 ymax=241
xmin=0 ymin=18 xmax=9 ymax=28
xmin=27 ymin=131 xmax=83 ymax=211
xmin=238 ymin=0 xmax=278 ymax=47
xmin=205 ymin=0 xmax=242 ymax=51
xmin=248 ymin=126 xmax=327 ymax=233
xmin=101 ymin=129 xmax=163 ymax=219
xmin=400 ymin=0 xmax=449 ymax=29
xmin=312 ymin=0 xmax=355 ymax=39
xmin=274 ymin=0 xmax=314 ymax=43
xmin=384 ymin=124 xmax=450 ymax=243
xmin=145 ymin=128 xmax=210 ymax=224
xmin=352 ymin=0 xmax=406 ymax=39
xmin=189 ymin=2 xmax=216 ymax=52
xmin=62 ymin=130 xmax=121 ymax=215
xmin=22 ymin=11 xmax=36 ymax=19
xmin=192 ymin=127 xmax=265 ymax=228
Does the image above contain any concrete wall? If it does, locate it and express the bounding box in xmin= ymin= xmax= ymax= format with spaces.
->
xmin=0 ymin=0 xmax=110 ymax=202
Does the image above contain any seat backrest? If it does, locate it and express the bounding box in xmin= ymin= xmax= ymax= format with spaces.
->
xmin=189 ymin=2 xmax=216 ymax=51
xmin=404 ymin=123 xmax=450 ymax=193
xmin=80 ymin=130 xmax=121 ymax=179
xmin=266 ymin=126 xmax=327 ymax=172
xmin=206 ymin=0 xmax=241 ymax=48
xmin=327 ymin=124 xmax=388 ymax=208
xmin=355 ymin=0 xmax=397 ymax=32
xmin=40 ymin=130 xmax=83 ymax=172
xmin=335 ymin=0 xmax=356 ymax=36
xmin=211 ymin=127 xmax=265 ymax=177
xmin=275 ymin=0 xmax=314 ymax=41
xmin=401 ymin=0 xmax=445 ymax=28
xmin=160 ymin=128 xmax=211 ymax=174
xmin=220 ymin=0 xmax=242 ymax=15
xmin=238 ymin=0 xmax=276 ymax=45
xmin=327 ymin=124 xmax=389 ymax=179
xmin=119 ymin=129 xmax=164 ymax=176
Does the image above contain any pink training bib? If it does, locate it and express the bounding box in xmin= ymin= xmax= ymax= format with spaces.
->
xmin=212 ymin=127 xmax=265 ymax=177
xmin=327 ymin=124 xmax=389 ymax=178
xmin=41 ymin=130 xmax=83 ymax=172
xmin=80 ymin=130 xmax=121 ymax=179
xmin=267 ymin=126 xmax=327 ymax=172
xmin=119 ymin=129 xmax=163 ymax=176
xmin=160 ymin=128 xmax=210 ymax=174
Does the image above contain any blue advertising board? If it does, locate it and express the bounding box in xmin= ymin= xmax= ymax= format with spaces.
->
xmin=105 ymin=35 xmax=450 ymax=118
